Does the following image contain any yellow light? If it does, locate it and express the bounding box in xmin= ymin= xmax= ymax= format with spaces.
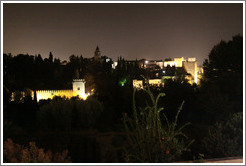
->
xmin=78 ymin=92 xmax=88 ymax=100
xmin=37 ymin=94 xmax=42 ymax=102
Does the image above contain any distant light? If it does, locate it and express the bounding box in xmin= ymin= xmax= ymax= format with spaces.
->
xmin=120 ymin=78 xmax=126 ymax=86
xmin=145 ymin=61 xmax=149 ymax=64
xmin=163 ymin=71 xmax=166 ymax=73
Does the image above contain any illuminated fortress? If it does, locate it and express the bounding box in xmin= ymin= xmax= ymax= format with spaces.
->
xmin=14 ymin=79 xmax=87 ymax=102
xmin=35 ymin=79 xmax=86 ymax=101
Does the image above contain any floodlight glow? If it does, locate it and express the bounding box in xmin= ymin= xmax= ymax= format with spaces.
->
xmin=79 ymin=93 xmax=87 ymax=100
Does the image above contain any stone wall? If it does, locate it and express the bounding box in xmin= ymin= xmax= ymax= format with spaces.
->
xmin=36 ymin=90 xmax=74 ymax=101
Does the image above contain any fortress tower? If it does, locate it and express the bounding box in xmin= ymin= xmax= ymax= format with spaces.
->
xmin=72 ymin=79 xmax=86 ymax=98
xmin=182 ymin=58 xmax=198 ymax=84
xmin=94 ymin=46 xmax=101 ymax=61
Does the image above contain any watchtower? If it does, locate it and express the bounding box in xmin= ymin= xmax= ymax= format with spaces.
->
xmin=94 ymin=46 xmax=101 ymax=61
xmin=72 ymin=79 xmax=86 ymax=97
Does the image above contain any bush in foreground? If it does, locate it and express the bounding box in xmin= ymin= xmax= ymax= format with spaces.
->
xmin=3 ymin=138 xmax=71 ymax=163
xmin=202 ymin=112 xmax=243 ymax=158
xmin=37 ymin=96 xmax=103 ymax=131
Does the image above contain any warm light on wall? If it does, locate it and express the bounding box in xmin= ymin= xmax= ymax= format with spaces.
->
xmin=148 ymin=79 xmax=163 ymax=86
xmin=164 ymin=61 xmax=176 ymax=67
xmin=133 ymin=80 xmax=143 ymax=89
xmin=37 ymin=94 xmax=42 ymax=102
xmin=79 ymin=92 xmax=88 ymax=100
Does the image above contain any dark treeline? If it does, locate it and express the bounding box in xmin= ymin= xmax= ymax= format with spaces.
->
xmin=3 ymin=52 xmax=146 ymax=91
xmin=3 ymin=35 xmax=243 ymax=162
xmin=4 ymin=52 xmax=69 ymax=90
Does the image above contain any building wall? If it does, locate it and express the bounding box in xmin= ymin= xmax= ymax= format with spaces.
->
xmin=156 ymin=61 xmax=164 ymax=69
xmin=11 ymin=90 xmax=34 ymax=102
xmin=112 ymin=62 xmax=118 ymax=69
xmin=133 ymin=80 xmax=143 ymax=89
xmin=197 ymin=66 xmax=204 ymax=85
xmin=36 ymin=90 xmax=74 ymax=101
xmin=174 ymin=57 xmax=185 ymax=67
xmin=164 ymin=57 xmax=185 ymax=67
xmin=164 ymin=61 xmax=176 ymax=67
xmin=133 ymin=79 xmax=163 ymax=88
xmin=183 ymin=61 xmax=198 ymax=84
xmin=188 ymin=58 xmax=196 ymax=62
xmin=148 ymin=79 xmax=163 ymax=86
xmin=72 ymin=79 xmax=86 ymax=97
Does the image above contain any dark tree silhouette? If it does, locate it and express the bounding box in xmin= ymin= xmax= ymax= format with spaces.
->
xmin=203 ymin=35 xmax=243 ymax=81
xmin=48 ymin=52 xmax=53 ymax=63
xmin=202 ymin=34 xmax=243 ymax=114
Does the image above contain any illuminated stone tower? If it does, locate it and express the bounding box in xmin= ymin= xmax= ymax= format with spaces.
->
xmin=182 ymin=58 xmax=198 ymax=84
xmin=72 ymin=79 xmax=86 ymax=98
xmin=94 ymin=46 xmax=101 ymax=61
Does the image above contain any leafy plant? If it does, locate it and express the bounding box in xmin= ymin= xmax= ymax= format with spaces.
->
xmin=202 ymin=112 xmax=243 ymax=158
xmin=3 ymin=138 xmax=71 ymax=163
xmin=123 ymin=85 xmax=194 ymax=162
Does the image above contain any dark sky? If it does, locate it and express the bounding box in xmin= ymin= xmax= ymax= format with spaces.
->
xmin=3 ymin=3 xmax=243 ymax=66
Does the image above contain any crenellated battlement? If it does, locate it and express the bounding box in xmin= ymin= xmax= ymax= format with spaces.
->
xmin=36 ymin=89 xmax=74 ymax=101
xmin=73 ymin=79 xmax=85 ymax=82
xmin=36 ymin=90 xmax=73 ymax=93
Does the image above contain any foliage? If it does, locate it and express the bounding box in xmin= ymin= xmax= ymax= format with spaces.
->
xmin=3 ymin=53 xmax=89 ymax=90
xmin=203 ymin=35 xmax=243 ymax=81
xmin=195 ymin=86 xmax=234 ymax=123
xmin=3 ymin=85 xmax=11 ymax=104
xmin=123 ymin=87 xmax=193 ymax=162
xmin=202 ymin=35 xmax=243 ymax=113
xmin=174 ymin=67 xmax=188 ymax=83
xmin=201 ymin=112 xmax=243 ymax=158
xmin=37 ymin=97 xmax=103 ymax=131
xmin=3 ymin=138 xmax=71 ymax=163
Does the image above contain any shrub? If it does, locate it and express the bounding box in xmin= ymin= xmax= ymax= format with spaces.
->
xmin=37 ymin=96 xmax=103 ymax=131
xmin=123 ymin=87 xmax=194 ymax=162
xmin=3 ymin=138 xmax=71 ymax=163
xmin=201 ymin=112 xmax=243 ymax=158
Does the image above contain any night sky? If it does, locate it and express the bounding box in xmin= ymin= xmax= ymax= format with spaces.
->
xmin=3 ymin=3 xmax=243 ymax=66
